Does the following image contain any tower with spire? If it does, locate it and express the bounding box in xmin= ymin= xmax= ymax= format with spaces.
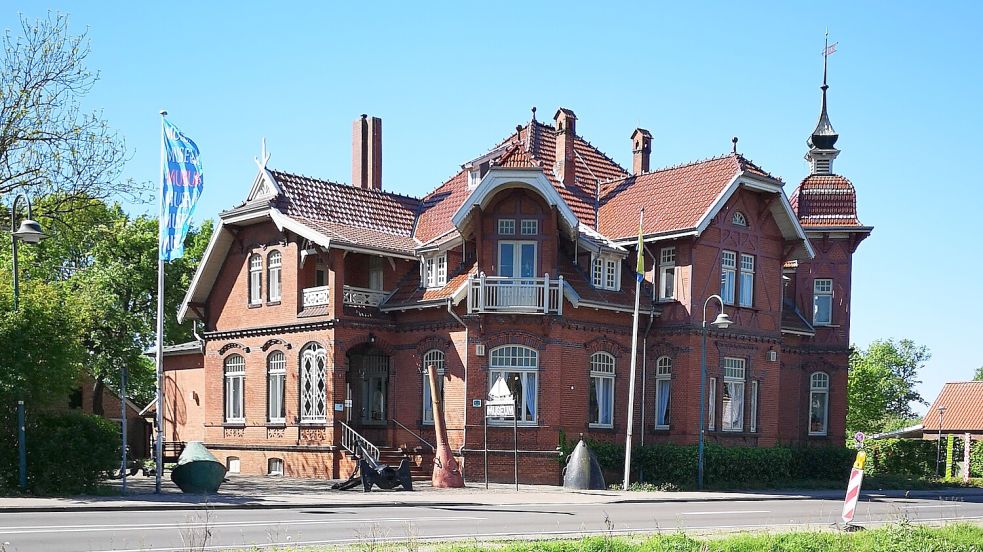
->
xmin=805 ymin=33 xmax=840 ymax=175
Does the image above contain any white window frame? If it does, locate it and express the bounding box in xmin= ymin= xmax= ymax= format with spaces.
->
xmin=591 ymin=254 xmax=621 ymax=291
xmin=422 ymin=349 xmax=446 ymax=425
xmin=520 ymin=219 xmax=539 ymax=236
xmin=750 ymin=380 xmax=758 ymax=433
xmin=268 ymin=457 xmax=284 ymax=476
xmin=267 ymin=351 xmax=286 ymax=423
xmin=720 ymin=251 xmax=736 ymax=305
xmin=708 ymin=377 xmax=716 ymax=431
xmin=224 ymin=354 xmax=245 ymax=424
xmin=300 ymin=343 xmax=327 ymax=424
xmin=739 ymin=254 xmax=754 ymax=308
xmin=267 ymin=250 xmax=282 ymax=303
xmin=423 ymin=254 xmax=448 ymax=288
xmin=498 ymin=218 xmax=515 ymax=235
xmin=659 ymin=247 xmax=676 ymax=301
xmin=498 ymin=240 xmax=537 ymax=278
xmin=369 ymin=256 xmax=384 ymax=291
xmin=589 ymin=352 xmax=616 ymax=428
xmin=226 ymin=456 xmax=240 ymax=473
xmin=488 ymin=345 xmax=538 ymax=425
xmin=722 ymin=357 xmax=745 ymax=432
xmin=809 ymin=372 xmax=830 ymax=436
xmin=655 ymin=356 xmax=672 ymax=429
xmin=249 ymin=254 xmax=262 ymax=305
xmin=592 ymin=256 xmax=604 ymax=288
xmin=732 ymin=211 xmax=748 ymax=226
xmin=813 ymin=278 xmax=833 ymax=326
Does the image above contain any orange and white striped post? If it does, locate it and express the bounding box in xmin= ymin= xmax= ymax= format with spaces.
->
xmin=841 ymin=450 xmax=867 ymax=525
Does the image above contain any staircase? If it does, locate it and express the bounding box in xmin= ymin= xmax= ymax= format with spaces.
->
xmin=377 ymin=447 xmax=431 ymax=482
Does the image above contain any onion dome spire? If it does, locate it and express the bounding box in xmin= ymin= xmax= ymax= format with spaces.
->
xmin=808 ymin=32 xmax=839 ymax=150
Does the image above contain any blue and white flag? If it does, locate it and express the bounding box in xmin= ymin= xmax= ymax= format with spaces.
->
xmin=159 ymin=118 xmax=203 ymax=261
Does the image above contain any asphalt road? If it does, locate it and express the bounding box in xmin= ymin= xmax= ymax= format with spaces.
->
xmin=2 ymin=496 xmax=982 ymax=551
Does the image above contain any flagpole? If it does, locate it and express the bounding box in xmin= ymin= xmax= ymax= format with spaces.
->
xmin=622 ymin=208 xmax=644 ymax=491
xmin=154 ymin=110 xmax=167 ymax=494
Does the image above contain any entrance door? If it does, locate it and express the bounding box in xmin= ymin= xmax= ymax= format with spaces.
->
xmin=351 ymin=353 xmax=389 ymax=426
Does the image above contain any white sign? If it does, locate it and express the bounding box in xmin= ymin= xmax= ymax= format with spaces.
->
xmin=344 ymin=399 xmax=353 ymax=408
xmin=486 ymin=375 xmax=515 ymax=418
xmin=486 ymin=404 xmax=515 ymax=418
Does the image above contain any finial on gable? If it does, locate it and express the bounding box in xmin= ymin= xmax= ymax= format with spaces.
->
xmin=732 ymin=136 xmax=739 ymax=154
xmin=254 ymin=137 xmax=271 ymax=170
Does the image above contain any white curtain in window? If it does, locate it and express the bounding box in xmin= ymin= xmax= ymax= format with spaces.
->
xmin=657 ymin=379 xmax=671 ymax=426
xmin=725 ymin=381 xmax=744 ymax=429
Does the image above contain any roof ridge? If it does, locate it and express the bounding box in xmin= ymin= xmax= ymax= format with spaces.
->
xmin=572 ymin=134 xmax=628 ymax=176
xmin=270 ymin=168 xmax=422 ymax=203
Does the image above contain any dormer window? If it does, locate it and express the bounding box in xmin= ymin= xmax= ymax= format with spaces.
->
xmin=498 ymin=219 xmax=515 ymax=235
xmin=591 ymin=254 xmax=621 ymax=291
xmin=468 ymin=168 xmax=481 ymax=189
xmin=423 ymin=254 xmax=447 ymax=288
xmin=520 ymin=219 xmax=539 ymax=236
xmin=732 ymin=211 xmax=748 ymax=226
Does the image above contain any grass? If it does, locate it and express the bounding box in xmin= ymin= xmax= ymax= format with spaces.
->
xmin=611 ymin=476 xmax=983 ymax=493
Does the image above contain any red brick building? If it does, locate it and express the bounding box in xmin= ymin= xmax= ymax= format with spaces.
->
xmin=173 ymin=83 xmax=869 ymax=483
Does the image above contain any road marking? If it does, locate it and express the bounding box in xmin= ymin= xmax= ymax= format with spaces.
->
xmin=680 ymin=510 xmax=770 ymax=515
xmin=0 ymin=515 xmax=484 ymax=535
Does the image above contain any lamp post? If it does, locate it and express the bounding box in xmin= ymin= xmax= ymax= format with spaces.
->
xmin=936 ymin=406 xmax=947 ymax=477
xmin=9 ymin=193 xmax=45 ymax=490
xmin=697 ymin=294 xmax=732 ymax=490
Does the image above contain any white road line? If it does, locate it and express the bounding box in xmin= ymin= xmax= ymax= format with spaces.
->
xmin=0 ymin=516 xmax=484 ymax=535
xmin=680 ymin=510 xmax=770 ymax=515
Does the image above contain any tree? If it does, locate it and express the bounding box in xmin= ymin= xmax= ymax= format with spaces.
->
xmin=847 ymin=347 xmax=892 ymax=434
xmin=847 ymin=339 xmax=932 ymax=434
xmin=974 ymin=366 xmax=983 ymax=381
xmin=0 ymin=13 xmax=145 ymax=214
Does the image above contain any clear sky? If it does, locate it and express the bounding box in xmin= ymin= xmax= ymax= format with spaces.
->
xmin=5 ymin=2 xmax=981 ymax=413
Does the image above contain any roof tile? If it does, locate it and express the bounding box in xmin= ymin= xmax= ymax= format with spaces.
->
xmin=790 ymin=174 xmax=864 ymax=227
xmin=923 ymin=382 xmax=983 ymax=432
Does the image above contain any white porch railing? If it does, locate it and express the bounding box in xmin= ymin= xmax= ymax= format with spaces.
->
xmin=302 ymin=285 xmax=330 ymax=308
xmin=338 ymin=421 xmax=380 ymax=462
xmin=468 ymin=273 xmax=563 ymax=315
xmin=343 ymin=285 xmax=388 ymax=307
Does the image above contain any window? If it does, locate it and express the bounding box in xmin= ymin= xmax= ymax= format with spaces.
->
xmin=498 ymin=241 xmax=536 ymax=278
xmin=300 ymin=343 xmax=327 ymax=423
xmin=589 ymin=352 xmax=615 ymax=428
xmin=268 ymin=457 xmax=284 ymax=476
xmin=708 ymin=377 xmax=716 ymax=430
xmin=659 ymin=247 xmax=676 ymax=300
xmin=739 ymin=254 xmax=754 ymax=307
xmin=498 ymin=219 xmax=515 ymax=235
xmin=732 ymin=211 xmax=748 ymax=226
xmin=249 ymin=254 xmax=262 ymax=305
xmin=813 ymin=279 xmax=833 ymax=326
xmin=267 ymin=351 xmax=286 ymax=423
xmin=720 ymin=251 xmax=736 ymax=304
xmin=520 ymin=219 xmax=539 ymax=235
xmin=315 ymin=259 xmax=327 ymax=287
xmin=591 ymin=255 xmax=620 ymax=291
xmin=224 ymin=355 xmax=245 ymax=423
xmin=226 ymin=456 xmax=240 ymax=473
xmin=655 ymin=356 xmax=672 ymax=428
xmin=722 ymin=357 xmax=745 ymax=432
xmin=488 ymin=345 xmax=538 ymax=423
xmin=424 ymin=255 xmax=447 ymax=288
xmin=267 ymin=251 xmax=282 ymax=302
xmin=750 ymin=380 xmax=758 ymax=433
xmin=809 ymin=372 xmax=829 ymax=435
xmin=422 ymin=349 xmax=445 ymax=425
xmin=369 ymin=256 xmax=384 ymax=291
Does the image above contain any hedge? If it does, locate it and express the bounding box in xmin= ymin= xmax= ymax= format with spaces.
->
xmin=863 ymin=438 xmax=936 ymax=477
xmin=1 ymin=411 xmax=120 ymax=495
xmin=971 ymin=439 xmax=983 ymax=478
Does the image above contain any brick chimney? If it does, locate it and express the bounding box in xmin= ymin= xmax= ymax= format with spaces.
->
xmin=553 ymin=108 xmax=577 ymax=187
xmin=631 ymin=128 xmax=652 ymax=175
xmin=352 ymin=114 xmax=382 ymax=190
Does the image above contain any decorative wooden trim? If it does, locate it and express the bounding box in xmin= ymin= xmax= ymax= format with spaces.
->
xmin=218 ymin=342 xmax=250 ymax=355
xmin=260 ymin=338 xmax=293 ymax=352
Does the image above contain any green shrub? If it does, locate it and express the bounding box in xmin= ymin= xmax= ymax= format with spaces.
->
xmin=971 ymin=440 xmax=983 ymax=478
xmin=789 ymin=445 xmax=855 ymax=481
xmin=24 ymin=411 xmax=119 ymax=495
xmin=864 ymin=438 xmax=936 ymax=477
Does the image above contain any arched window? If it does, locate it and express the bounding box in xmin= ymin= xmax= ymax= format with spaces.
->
xmin=589 ymin=352 xmax=615 ymax=428
xmin=249 ymin=254 xmax=262 ymax=305
xmin=488 ymin=345 xmax=538 ymax=423
xmin=300 ymin=343 xmax=327 ymax=423
xmin=224 ymin=354 xmax=245 ymax=423
xmin=267 ymin=351 xmax=286 ymax=423
xmin=655 ymin=356 xmax=672 ymax=428
xmin=809 ymin=372 xmax=829 ymax=436
xmin=422 ymin=349 xmax=446 ymax=424
xmin=732 ymin=211 xmax=748 ymax=226
xmin=267 ymin=250 xmax=282 ymax=302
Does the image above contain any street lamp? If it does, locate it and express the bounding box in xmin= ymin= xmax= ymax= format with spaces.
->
xmin=936 ymin=406 xmax=947 ymax=477
xmin=9 ymin=192 xmax=45 ymax=491
xmin=697 ymin=294 xmax=733 ymax=490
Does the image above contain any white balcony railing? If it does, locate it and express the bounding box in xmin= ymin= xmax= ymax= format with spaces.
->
xmin=302 ymin=285 xmax=330 ymax=308
xmin=468 ymin=273 xmax=563 ymax=315
xmin=343 ymin=285 xmax=388 ymax=308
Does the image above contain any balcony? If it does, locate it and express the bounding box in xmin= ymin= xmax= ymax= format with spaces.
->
xmin=301 ymin=285 xmax=389 ymax=309
xmin=467 ymin=273 xmax=564 ymax=315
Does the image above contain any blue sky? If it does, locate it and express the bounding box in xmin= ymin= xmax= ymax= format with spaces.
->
xmin=5 ymin=2 xmax=981 ymax=413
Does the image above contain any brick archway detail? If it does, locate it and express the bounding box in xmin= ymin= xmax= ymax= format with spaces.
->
xmin=261 ymin=338 xmax=292 ymax=352
xmin=218 ymin=342 xmax=249 ymax=355
xmin=585 ymin=336 xmax=625 ymax=358
xmin=482 ymin=331 xmax=545 ymax=352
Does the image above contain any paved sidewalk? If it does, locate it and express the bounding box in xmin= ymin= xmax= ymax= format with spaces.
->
xmin=3 ymin=474 xmax=982 ymax=512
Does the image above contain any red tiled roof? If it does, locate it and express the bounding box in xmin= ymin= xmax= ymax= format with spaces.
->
xmin=558 ymin=258 xmax=652 ymax=310
xmin=923 ymin=382 xmax=983 ymax=432
xmin=414 ymin=170 xmax=470 ymax=244
xmin=597 ymin=154 xmax=745 ymax=240
xmin=781 ymin=304 xmax=815 ymax=335
xmin=271 ymin=169 xmax=421 ymax=239
xmin=789 ymin=174 xmax=863 ymax=227
xmin=383 ymin=262 xmax=475 ymax=308
xmin=292 ymin=216 xmax=418 ymax=254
